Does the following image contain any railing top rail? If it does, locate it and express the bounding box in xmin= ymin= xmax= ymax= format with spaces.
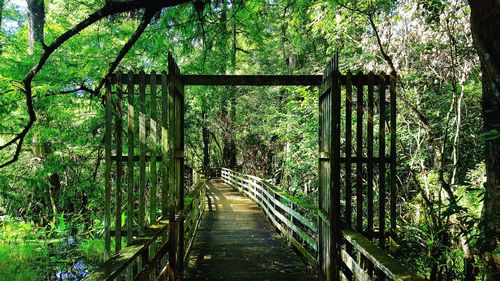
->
xmin=85 ymin=180 xmax=207 ymax=281
xmin=222 ymin=167 xmax=425 ymax=281
xmin=222 ymin=168 xmax=316 ymax=212
xmin=84 ymin=221 xmax=169 ymax=281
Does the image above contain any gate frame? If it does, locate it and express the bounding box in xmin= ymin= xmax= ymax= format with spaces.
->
xmin=103 ymin=53 xmax=398 ymax=280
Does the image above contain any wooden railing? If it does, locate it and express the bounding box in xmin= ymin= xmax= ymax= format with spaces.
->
xmin=85 ymin=179 xmax=207 ymax=281
xmin=222 ymin=168 xmax=318 ymax=265
xmin=221 ymin=168 xmax=425 ymax=281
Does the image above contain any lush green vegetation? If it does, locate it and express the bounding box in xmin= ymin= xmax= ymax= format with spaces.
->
xmin=0 ymin=0 xmax=498 ymax=280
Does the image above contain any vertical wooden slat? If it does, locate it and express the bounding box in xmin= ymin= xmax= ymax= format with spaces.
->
xmin=168 ymin=54 xmax=177 ymax=269
xmin=367 ymin=72 xmax=374 ymax=238
xmin=115 ymin=71 xmax=123 ymax=252
xmin=356 ymin=72 xmax=364 ymax=232
xmin=378 ymin=73 xmax=387 ymax=249
xmin=345 ymin=71 xmax=353 ymax=228
xmin=139 ymin=71 xmax=152 ymax=281
xmin=161 ymin=71 xmax=168 ymax=219
xmin=127 ymin=71 xmax=135 ymax=243
xmin=150 ymin=71 xmax=158 ymax=225
xmin=176 ymin=73 xmax=186 ymax=279
xmin=138 ymin=71 xmax=147 ymax=224
xmin=318 ymin=81 xmax=324 ymax=271
xmin=104 ymin=79 xmax=112 ymax=260
xmin=389 ymin=75 xmax=397 ymax=239
xmin=331 ymin=69 xmax=342 ymax=280
xmin=126 ymin=73 xmax=135 ymax=281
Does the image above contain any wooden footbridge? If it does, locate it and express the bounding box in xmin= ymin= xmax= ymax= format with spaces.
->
xmin=85 ymin=54 xmax=425 ymax=281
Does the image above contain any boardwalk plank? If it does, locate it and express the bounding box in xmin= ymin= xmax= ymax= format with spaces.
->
xmin=185 ymin=180 xmax=317 ymax=281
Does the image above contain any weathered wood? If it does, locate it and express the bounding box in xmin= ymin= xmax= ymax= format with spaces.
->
xmin=160 ymin=71 xmax=168 ymax=218
xmin=342 ymin=226 xmax=425 ymax=281
xmin=319 ymin=74 xmax=391 ymax=98
xmin=115 ymin=71 xmax=123 ymax=253
xmin=174 ymin=56 xmax=186 ymax=278
xmin=356 ymin=72 xmax=364 ymax=233
xmin=319 ymin=67 xmax=332 ymax=277
xmin=104 ymin=80 xmax=112 ymax=259
xmin=341 ymin=249 xmax=372 ymax=281
xmin=138 ymin=71 xmax=147 ymax=226
xmin=345 ymin=71 xmax=353 ymax=228
xmin=367 ymin=72 xmax=375 ymax=238
xmin=148 ymin=71 xmax=158 ymax=229
xmin=182 ymin=74 xmax=322 ymax=86
xmin=127 ymin=70 xmax=136 ymax=241
xmin=222 ymin=167 xmax=424 ymax=281
xmin=167 ymin=54 xmax=177 ymax=271
xmin=378 ymin=73 xmax=387 ymax=249
xmin=185 ymin=180 xmax=317 ymax=281
xmin=85 ymin=223 xmax=169 ymax=281
xmin=222 ymin=168 xmax=318 ymax=260
xmin=331 ymin=69 xmax=342 ymax=280
xmin=112 ymin=74 xmax=323 ymax=86
xmin=318 ymin=153 xmax=392 ymax=163
xmin=390 ymin=76 xmax=397 ymax=238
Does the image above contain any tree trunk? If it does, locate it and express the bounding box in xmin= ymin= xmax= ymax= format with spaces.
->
xmin=468 ymin=1 xmax=500 ymax=278
xmin=27 ymin=0 xmax=45 ymax=54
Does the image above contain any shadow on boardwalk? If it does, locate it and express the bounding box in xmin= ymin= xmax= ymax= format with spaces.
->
xmin=184 ymin=179 xmax=318 ymax=281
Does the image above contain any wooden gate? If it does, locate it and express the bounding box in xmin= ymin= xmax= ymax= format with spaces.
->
xmin=101 ymin=53 xmax=185 ymax=280
xmin=318 ymin=56 xmax=398 ymax=280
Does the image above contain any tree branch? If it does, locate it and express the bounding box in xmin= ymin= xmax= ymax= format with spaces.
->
xmin=0 ymin=0 xmax=192 ymax=169
xmin=95 ymin=9 xmax=158 ymax=99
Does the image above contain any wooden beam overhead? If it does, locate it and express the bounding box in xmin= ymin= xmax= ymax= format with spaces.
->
xmin=181 ymin=75 xmax=323 ymax=86
xmin=110 ymin=74 xmax=322 ymax=86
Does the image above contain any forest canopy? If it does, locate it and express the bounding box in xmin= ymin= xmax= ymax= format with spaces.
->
xmin=0 ymin=0 xmax=499 ymax=280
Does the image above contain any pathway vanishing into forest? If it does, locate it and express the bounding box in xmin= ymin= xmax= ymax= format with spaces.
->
xmin=184 ymin=180 xmax=317 ymax=281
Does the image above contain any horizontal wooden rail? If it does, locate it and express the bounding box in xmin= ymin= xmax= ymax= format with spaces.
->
xmin=84 ymin=221 xmax=169 ymax=281
xmin=222 ymin=168 xmax=317 ymax=266
xmin=181 ymin=75 xmax=322 ymax=86
xmin=221 ymin=168 xmax=425 ymax=281
xmin=319 ymin=72 xmax=393 ymax=98
xmin=183 ymin=179 xmax=207 ymax=263
xmin=110 ymin=73 xmax=322 ymax=86
xmin=85 ymin=180 xmax=207 ymax=281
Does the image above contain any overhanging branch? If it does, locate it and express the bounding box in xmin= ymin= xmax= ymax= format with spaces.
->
xmin=0 ymin=0 xmax=192 ymax=169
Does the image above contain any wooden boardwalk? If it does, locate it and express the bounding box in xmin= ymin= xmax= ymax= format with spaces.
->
xmin=184 ymin=180 xmax=317 ymax=281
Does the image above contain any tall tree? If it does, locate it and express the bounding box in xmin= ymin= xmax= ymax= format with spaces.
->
xmin=468 ymin=1 xmax=500 ymax=279
xmin=26 ymin=0 xmax=45 ymax=53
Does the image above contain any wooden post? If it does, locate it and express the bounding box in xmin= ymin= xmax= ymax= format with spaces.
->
xmin=390 ymin=75 xmax=397 ymax=242
xmin=127 ymin=70 xmax=136 ymax=281
xmin=104 ymin=80 xmax=112 ymax=260
xmin=127 ymin=70 xmax=136 ymax=238
xmin=168 ymin=55 xmax=177 ymax=273
xmin=331 ymin=68 xmax=342 ymax=281
xmin=367 ymin=72 xmax=375 ymax=238
xmin=378 ymin=73 xmax=387 ymax=249
xmin=356 ymin=71 xmax=364 ymax=233
xmin=115 ymin=71 xmax=123 ymax=253
xmin=161 ymin=71 xmax=168 ymax=219
xmin=138 ymin=71 xmax=147 ymax=225
xmin=176 ymin=69 xmax=185 ymax=280
xmin=366 ymin=72 xmax=376 ymax=277
xmin=147 ymin=71 xmax=157 ymax=224
xmin=345 ymin=71 xmax=353 ymax=228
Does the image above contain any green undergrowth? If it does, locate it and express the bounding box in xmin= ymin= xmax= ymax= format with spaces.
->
xmin=0 ymin=241 xmax=50 ymax=281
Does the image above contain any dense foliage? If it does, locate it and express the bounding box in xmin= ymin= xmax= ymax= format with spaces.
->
xmin=0 ymin=0 xmax=495 ymax=280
